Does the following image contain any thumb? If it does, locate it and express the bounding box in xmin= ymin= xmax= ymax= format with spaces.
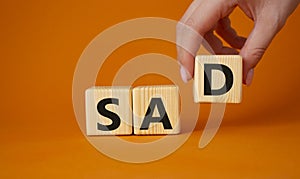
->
xmin=240 ymin=16 xmax=283 ymax=85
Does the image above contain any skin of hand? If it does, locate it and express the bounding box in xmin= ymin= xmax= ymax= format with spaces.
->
xmin=177 ymin=0 xmax=299 ymax=85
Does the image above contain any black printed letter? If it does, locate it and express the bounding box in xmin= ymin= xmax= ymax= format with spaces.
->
xmin=97 ymin=98 xmax=121 ymax=131
xmin=204 ymin=64 xmax=234 ymax=96
xmin=140 ymin=98 xmax=172 ymax=130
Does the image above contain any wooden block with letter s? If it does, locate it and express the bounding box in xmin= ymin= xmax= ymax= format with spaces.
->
xmin=193 ymin=55 xmax=242 ymax=103
xmin=85 ymin=86 xmax=132 ymax=135
xmin=132 ymin=85 xmax=180 ymax=135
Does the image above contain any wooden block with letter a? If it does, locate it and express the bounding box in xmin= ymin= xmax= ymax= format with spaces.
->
xmin=194 ymin=55 xmax=242 ymax=103
xmin=85 ymin=86 xmax=132 ymax=135
xmin=132 ymin=85 xmax=180 ymax=135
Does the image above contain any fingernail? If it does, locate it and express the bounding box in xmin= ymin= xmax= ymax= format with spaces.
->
xmin=180 ymin=65 xmax=191 ymax=83
xmin=246 ymin=69 xmax=254 ymax=86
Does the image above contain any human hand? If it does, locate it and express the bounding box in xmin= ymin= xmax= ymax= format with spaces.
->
xmin=177 ymin=0 xmax=299 ymax=85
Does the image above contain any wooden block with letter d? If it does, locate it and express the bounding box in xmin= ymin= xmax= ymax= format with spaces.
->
xmin=132 ymin=85 xmax=180 ymax=135
xmin=85 ymin=86 xmax=132 ymax=135
xmin=194 ymin=55 xmax=242 ymax=103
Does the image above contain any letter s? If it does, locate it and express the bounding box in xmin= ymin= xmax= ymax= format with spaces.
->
xmin=97 ymin=98 xmax=121 ymax=131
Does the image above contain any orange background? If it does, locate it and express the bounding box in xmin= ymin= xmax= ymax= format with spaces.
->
xmin=1 ymin=0 xmax=300 ymax=178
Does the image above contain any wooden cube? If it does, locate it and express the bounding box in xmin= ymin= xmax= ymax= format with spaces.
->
xmin=132 ymin=85 xmax=180 ymax=135
xmin=85 ymin=86 xmax=132 ymax=135
xmin=194 ymin=55 xmax=242 ymax=103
